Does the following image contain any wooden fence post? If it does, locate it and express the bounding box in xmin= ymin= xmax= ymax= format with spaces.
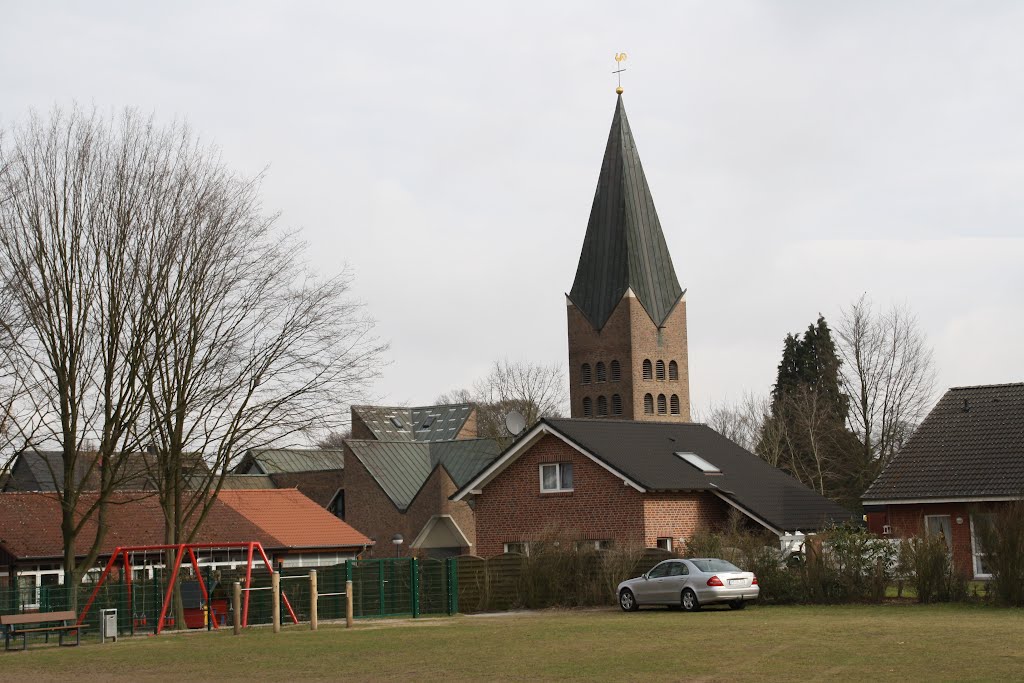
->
xmin=232 ymin=582 xmax=241 ymax=636
xmin=345 ymin=580 xmax=354 ymax=628
xmin=271 ymin=571 xmax=281 ymax=634
xmin=309 ymin=570 xmax=318 ymax=631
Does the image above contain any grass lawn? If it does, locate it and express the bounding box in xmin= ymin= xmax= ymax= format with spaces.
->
xmin=3 ymin=604 xmax=1023 ymax=681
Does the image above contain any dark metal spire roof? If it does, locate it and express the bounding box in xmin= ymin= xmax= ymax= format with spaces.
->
xmin=569 ymin=95 xmax=683 ymax=330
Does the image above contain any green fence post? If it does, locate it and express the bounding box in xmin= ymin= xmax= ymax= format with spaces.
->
xmin=410 ymin=558 xmax=419 ymax=618
xmin=378 ymin=560 xmax=385 ymax=617
xmin=446 ymin=558 xmax=459 ymax=616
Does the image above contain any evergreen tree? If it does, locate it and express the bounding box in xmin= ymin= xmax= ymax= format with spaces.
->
xmin=758 ymin=316 xmax=862 ymax=510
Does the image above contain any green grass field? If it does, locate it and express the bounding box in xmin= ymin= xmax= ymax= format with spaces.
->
xmin=3 ymin=604 xmax=1023 ymax=681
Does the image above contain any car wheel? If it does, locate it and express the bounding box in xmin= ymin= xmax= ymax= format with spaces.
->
xmin=619 ymin=589 xmax=639 ymax=612
xmin=729 ymin=600 xmax=746 ymax=610
xmin=681 ymin=588 xmax=701 ymax=612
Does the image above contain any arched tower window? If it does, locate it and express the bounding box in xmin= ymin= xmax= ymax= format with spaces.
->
xmin=582 ymin=396 xmax=593 ymax=417
xmin=581 ymin=363 xmax=592 ymax=384
xmin=644 ymin=394 xmax=654 ymax=415
xmin=656 ymin=360 xmax=666 ymax=381
xmin=657 ymin=394 xmax=667 ymax=414
xmin=669 ymin=360 xmax=678 ymax=381
xmin=643 ymin=359 xmax=653 ymax=381
xmin=596 ymin=362 xmax=607 ymax=383
xmin=670 ymin=394 xmax=680 ymax=415
xmin=610 ymin=360 xmax=621 ymax=382
xmin=612 ymin=394 xmax=622 ymax=415
xmin=597 ymin=395 xmax=608 ymax=416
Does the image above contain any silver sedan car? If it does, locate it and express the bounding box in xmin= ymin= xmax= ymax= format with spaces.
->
xmin=617 ymin=558 xmax=759 ymax=612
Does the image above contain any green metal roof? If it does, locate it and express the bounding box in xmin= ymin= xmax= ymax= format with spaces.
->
xmin=245 ymin=449 xmax=345 ymax=474
xmin=220 ymin=474 xmax=277 ymax=490
xmin=346 ymin=438 xmax=501 ymax=511
xmin=569 ymin=95 xmax=683 ymax=330
xmin=352 ymin=403 xmax=474 ymax=442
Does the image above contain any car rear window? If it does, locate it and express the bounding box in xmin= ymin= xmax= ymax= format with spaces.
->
xmin=690 ymin=559 xmax=741 ymax=573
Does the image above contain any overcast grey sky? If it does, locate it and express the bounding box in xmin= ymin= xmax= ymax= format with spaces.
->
xmin=3 ymin=1 xmax=1023 ymax=419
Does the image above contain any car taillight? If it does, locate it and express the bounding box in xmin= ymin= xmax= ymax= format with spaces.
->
xmin=707 ymin=575 xmax=724 ymax=587
xmin=752 ymin=575 xmax=759 ymax=585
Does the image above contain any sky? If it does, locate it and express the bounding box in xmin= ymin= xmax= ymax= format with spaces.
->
xmin=3 ymin=1 xmax=1023 ymax=421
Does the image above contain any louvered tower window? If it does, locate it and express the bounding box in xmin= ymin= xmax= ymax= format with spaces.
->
xmin=669 ymin=360 xmax=678 ymax=381
xmin=656 ymin=360 xmax=666 ymax=381
xmin=612 ymin=394 xmax=623 ymax=415
xmin=582 ymin=397 xmax=593 ymax=417
xmin=644 ymin=393 xmax=654 ymax=414
xmin=670 ymin=394 xmax=680 ymax=415
xmin=657 ymin=394 xmax=667 ymax=414
xmin=597 ymin=395 xmax=608 ymax=416
xmin=610 ymin=360 xmax=621 ymax=382
xmin=643 ymin=359 xmax=653 ymax=380
xmin=581 ymin=363 xmax=592 ymax=384
xmin=596 ymin=362 xmax=607 ymax=383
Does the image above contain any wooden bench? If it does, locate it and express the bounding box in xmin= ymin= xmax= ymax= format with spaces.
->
xmin=0 ymin=611 xmax=83 ymax=651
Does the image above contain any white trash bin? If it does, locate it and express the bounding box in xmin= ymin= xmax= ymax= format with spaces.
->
xmin=100 ymin=608 xmax=118 ymax=643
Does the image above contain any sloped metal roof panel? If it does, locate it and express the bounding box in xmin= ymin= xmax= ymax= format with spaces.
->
xmin=249 ymin=449 xmax=345 ymax=474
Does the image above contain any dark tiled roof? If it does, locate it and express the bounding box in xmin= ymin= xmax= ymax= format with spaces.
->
xmin=863 ymin=383 xmax=1024 ymax=501
xmin=568 ymin=95 xmax=683 ymax=330
xmin=544 ymin=419 xmax=857 ymax=532
xmin=346 ymin=439 xmax=501 ymax=510
xmin=352 ymin=404 xmax=474 ymax=442
xmin=0 ymin=489 xmax=371 ymax=561
xmin=2 ymin=450 xmax=207 ymax=492
xmin=240 ymin=448 xmax=345 ymax=474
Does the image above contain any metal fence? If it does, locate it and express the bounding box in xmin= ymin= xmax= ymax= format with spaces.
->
xmin=0 ymin=557 xmax=458 ymax=643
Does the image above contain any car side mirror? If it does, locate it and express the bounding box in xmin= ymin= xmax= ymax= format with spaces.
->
xmin=642 ymin=573 xmax=649 ymax=580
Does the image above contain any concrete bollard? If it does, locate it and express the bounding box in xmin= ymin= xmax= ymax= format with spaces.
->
xmin=232 ymin=582 xmax=241 ymax=636
xmin=345 ymin=579 xmax=354 ymax=628
xmin=271 ymin=571 xmax=281 ymax=634
xmin=310 ymin=570 xmax=318 ymax=631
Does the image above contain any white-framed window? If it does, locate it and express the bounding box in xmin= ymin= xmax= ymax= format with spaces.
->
xmin=582 ymin=540 xmax=612 ymax=551
xmin=540 ymin=463 xmax=573 ymax=492
xmin=656 ymin=537 xmax=673 ymax=552
xmin=503 ymin=542 xmax=529 ymax=555
xmin=924 ymin=514 xmax=953 ymax=553
xmin=969 ymin=513 xmax=994 ymax=579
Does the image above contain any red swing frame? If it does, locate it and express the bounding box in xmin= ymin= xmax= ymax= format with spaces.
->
xmin=77 ymin=542 xmax=299 ymax=634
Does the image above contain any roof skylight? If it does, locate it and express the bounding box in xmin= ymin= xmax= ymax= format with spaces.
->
xmin=675 ymin=452 xmax=720 ymax=474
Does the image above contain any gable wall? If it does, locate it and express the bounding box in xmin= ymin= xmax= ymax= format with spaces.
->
xmin=342 ymin=445 xmax=475 ymax=558
xmin=473 ymin=434 xmax=646 ymax=556
xmin=456 ymin=409 xmax=478 ymax=440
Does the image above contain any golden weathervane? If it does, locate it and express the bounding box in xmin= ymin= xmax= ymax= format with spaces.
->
xmin=613 ymin=53 xmax=627 ymax=94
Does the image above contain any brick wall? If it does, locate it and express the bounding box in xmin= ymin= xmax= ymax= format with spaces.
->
xmin=642 ymin=492 xmax=729 ymax=548
xmin=884 ymin=502 xmax=994 ymax=577
xmin=567 ymin=293 xmax=689 ymax=422
xmin=474 ymin=434 xmax=646 ymax=556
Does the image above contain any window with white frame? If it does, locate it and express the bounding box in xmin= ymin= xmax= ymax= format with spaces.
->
xmin=540 ymin=463 xmax=573 ymax=492
xmin=924 ymin=514 xmax=953 ymax=553
xmin=656 ymin=537 xmax=673 ymax=552
xmin=503 ymin=542 xmax=529 ymax=555
xmin=970 ymin=513 xmax=994 ymax=578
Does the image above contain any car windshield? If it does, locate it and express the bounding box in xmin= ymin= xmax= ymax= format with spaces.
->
xmin=690 ymin=559 xmax=741 ymax=573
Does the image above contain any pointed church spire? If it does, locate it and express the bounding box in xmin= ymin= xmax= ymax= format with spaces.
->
xmin=568 ymin=95 xmax=683 ymax=330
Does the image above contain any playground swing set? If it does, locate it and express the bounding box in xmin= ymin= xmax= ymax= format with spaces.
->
xmin=77 ymin=542 xmax=299 ymax=635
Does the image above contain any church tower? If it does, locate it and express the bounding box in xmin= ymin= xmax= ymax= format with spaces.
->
xmin=566 ymin=94 xmax=690 ymax=422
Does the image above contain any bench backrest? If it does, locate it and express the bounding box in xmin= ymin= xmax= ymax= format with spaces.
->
xmin=0 ymin=611 xmax=77 ymax=625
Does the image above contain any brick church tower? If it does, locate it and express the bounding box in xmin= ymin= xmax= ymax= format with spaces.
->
xmin=566 ymin=94 xmax=690 ymax=422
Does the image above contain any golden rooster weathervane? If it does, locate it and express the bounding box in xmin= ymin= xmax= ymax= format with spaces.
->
xmin=613 ymin=53 xmax=627 ymax=94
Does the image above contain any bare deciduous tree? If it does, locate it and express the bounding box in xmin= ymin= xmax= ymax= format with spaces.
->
xmin=837 ymin=294 xmax=937 ymax=483
xmin=696 ymin=393 xmax=768 ymax=453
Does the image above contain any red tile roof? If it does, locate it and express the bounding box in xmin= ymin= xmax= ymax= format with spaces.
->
xmin=0 ymin=489 xmax=371 ymax=561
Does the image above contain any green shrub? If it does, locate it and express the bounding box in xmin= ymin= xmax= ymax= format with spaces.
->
xmin=972 ymin=501 xmax=1024 ymax=606
xmin=898 ymin=535 xmax=968 ymax=603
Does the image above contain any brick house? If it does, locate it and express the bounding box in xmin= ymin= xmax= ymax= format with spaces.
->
xmin=340 ymin=403 xmax=501 ymax=558
xmin=231 ymin=448 xmax=346 ymax=516
xmin=453 ymin=418 xmax=857 ymax=557
xmin=863 ymin=383 xmax=1024 ymax=578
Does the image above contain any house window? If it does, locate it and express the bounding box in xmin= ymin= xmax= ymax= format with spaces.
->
xmin=670 ymin=394 xmax=680 ymax=415
xmin=582 ymin=396 xmax=593 ymax=417
xmin=328 ymin=490 xmax=345 ymax=520
xmin=657 ymin=394 xmax=667 ymax=415
xmin=656 ymin=538 xmax=673 ymax=552
xmin=970 ymin=514 xmax=994 ymax=578
xmin=669 ymin=360 xmax=679 ymax=381
xmin=581 ymin=363 xmax=592 ymax=384
xmin=643 ymin=393 xmax=654 ymax=415
xmin=610 ymin=360 xmax=621 ymax=382
xmin=643 ymin=359 xmax=653 ymax=380
xmin=540 ymin=463 xmax=574 ymax=492
xmin=595 ymin=362 xmax=607 ymax=383
xmin=597 ymin=395 xmax=608 ymax=416
xmin=503 ymin=542 xmax=529 ymax=555
xmin=656 ymin=360 xmax=666 ymax=381
xmin=611 ymin=394 xmax=622 ymax=415
xmin=924 ymin=514 xmax=953 ymax=553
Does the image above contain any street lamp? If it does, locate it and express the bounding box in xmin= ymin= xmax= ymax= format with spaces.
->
xmin=392 ymin=533 xmax=404 ymax=557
